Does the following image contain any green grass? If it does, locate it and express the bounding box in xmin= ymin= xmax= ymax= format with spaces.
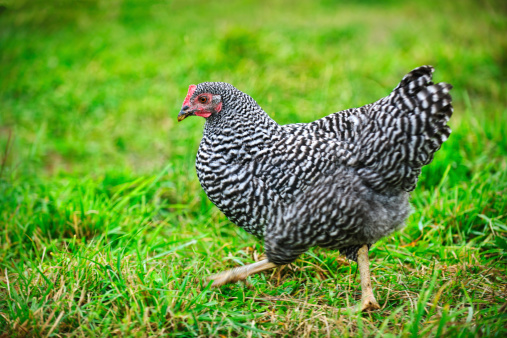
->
xmin=1 ymin=0 xmax=506 ymax=336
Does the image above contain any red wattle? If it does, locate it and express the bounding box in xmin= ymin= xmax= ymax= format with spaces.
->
xmin=195 ymin=111 xmax=212 ymax=118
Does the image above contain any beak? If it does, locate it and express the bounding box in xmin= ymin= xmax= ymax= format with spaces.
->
xmin=177 ymin=105 xmax=194 ymax=122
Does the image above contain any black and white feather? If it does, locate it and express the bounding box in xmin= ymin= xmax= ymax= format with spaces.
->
xmin=191 ymin=66 xmax=453 ymax=264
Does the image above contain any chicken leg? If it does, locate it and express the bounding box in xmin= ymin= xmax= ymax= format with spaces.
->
xmin=208 ymin=246 xmax=380 ymax=312
xmin=207 ymin=259 xmax=277 ymax=287
xmin=356 ymin=244 xmax=381 ymax=311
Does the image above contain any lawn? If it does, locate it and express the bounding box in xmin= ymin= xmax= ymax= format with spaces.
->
xmin=0 ymin=0 xmax=506 ymax=336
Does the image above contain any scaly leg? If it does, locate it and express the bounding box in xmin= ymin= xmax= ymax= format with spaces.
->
xmin=207 ymin=259 xmax=277 ymax=287
xmin=357 ymin=244 xmax=381 ymax=311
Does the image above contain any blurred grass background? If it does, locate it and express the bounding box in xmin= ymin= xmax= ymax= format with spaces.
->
xmin=0 ymin=0 xmax=506 ymax=336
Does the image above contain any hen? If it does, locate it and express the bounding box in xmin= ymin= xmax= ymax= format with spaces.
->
xmin=178 ymin=66 xmax=453 ymax=311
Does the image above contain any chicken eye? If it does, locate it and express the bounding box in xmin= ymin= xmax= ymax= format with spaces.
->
xmin=199 ymin=96 xmax=207 ymax=103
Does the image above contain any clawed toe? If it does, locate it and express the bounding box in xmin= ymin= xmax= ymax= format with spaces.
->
xmin=206 ymin=259 xmax=277 ymax=287
xmin=360 ymin=297 xmax=381 ymax=312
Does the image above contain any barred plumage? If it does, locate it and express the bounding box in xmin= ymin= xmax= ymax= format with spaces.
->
xmin=180 ymin=66 xmax=453 ymax=266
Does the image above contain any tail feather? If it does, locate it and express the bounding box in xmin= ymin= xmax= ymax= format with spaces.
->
xmin=356 ymin=66 xmax=453 ymax=192
xmin=282 ymin=65 xmax=453 ymax=193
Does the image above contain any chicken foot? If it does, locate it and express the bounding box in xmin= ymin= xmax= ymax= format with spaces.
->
xmin=207 ymin=245 xmax=380 ymax=313
xmin=356 ymin=244 xmax=381 ymax=312
xmin=207 ymin=259 xmax=277 ymax=287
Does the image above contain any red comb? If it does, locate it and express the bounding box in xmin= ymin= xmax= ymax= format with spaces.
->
xmin=183 ymin=85 xmax=197 ymax=106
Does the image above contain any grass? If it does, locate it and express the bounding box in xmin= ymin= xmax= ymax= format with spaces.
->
xmin=1 ymin=0 xmax=506 ymax=336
